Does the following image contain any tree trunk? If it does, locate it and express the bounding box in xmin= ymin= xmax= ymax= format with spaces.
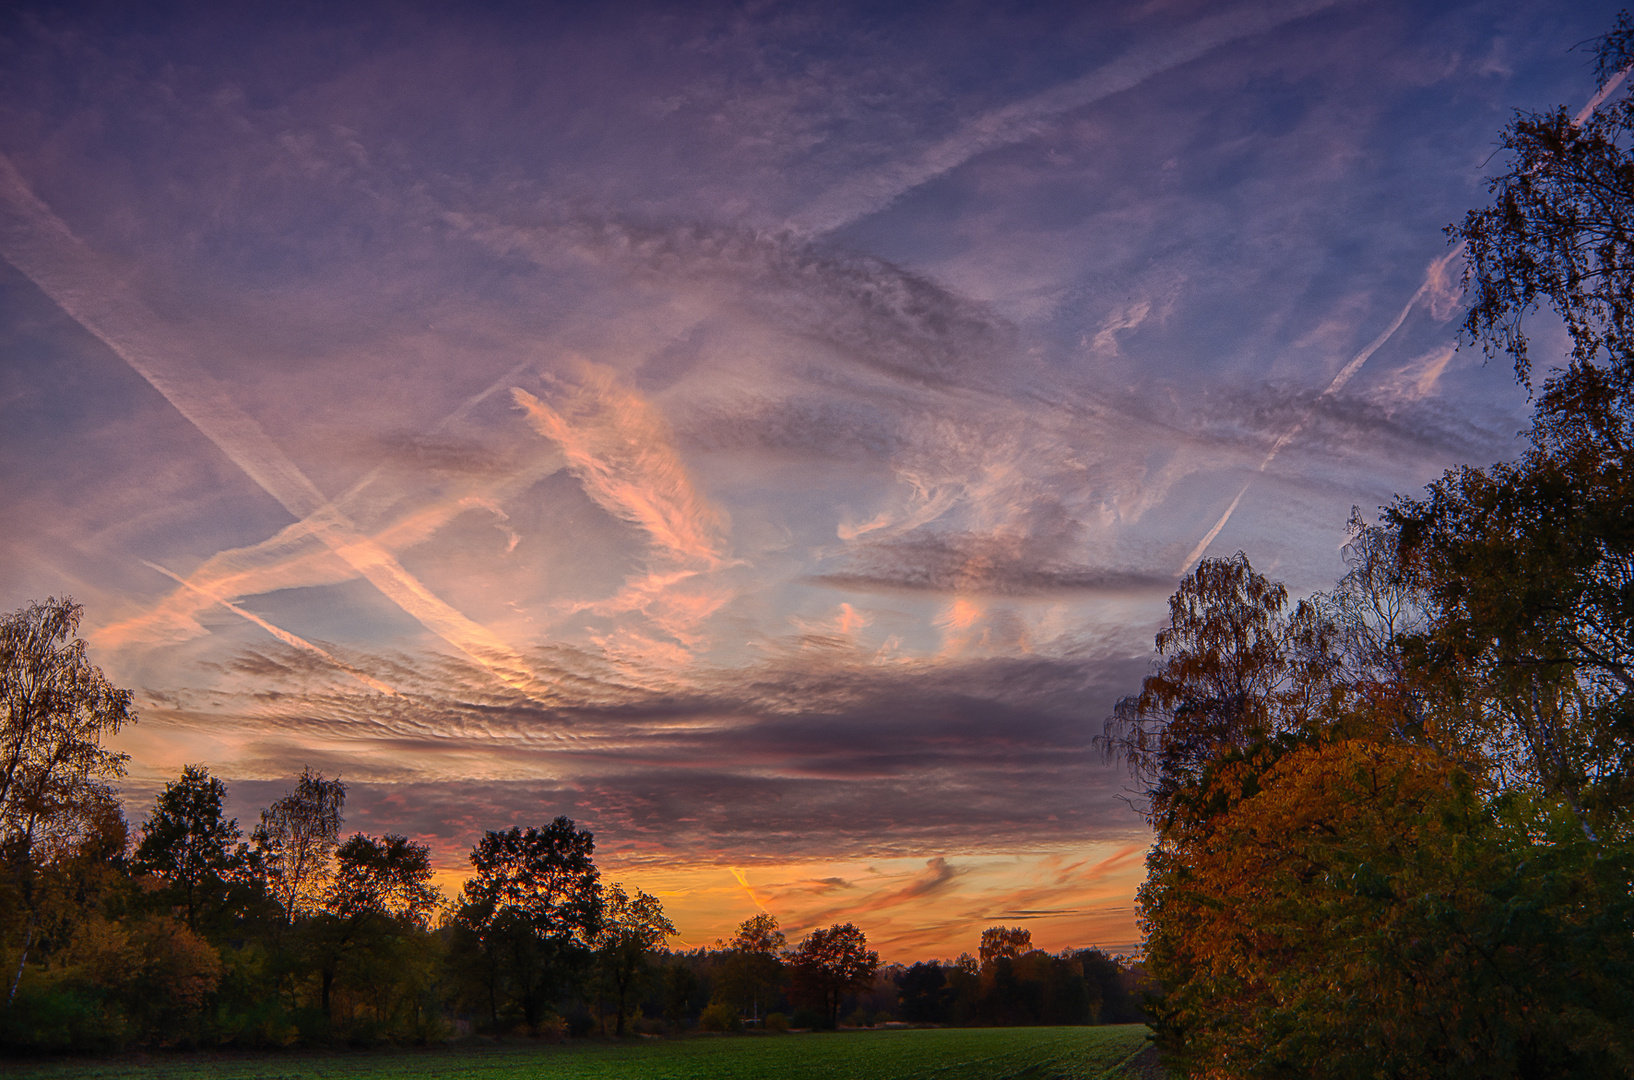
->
xmin=522 ymin=985 xmax=540 ymax=1032
xmin=6 ymin=917 xmax=34 ymax=1005
xmin=487 ymin=970 xmax=500 ymax=1038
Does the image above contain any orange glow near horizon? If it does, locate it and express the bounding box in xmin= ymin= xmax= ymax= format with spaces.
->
xmin=421 ymin=847 xmax=1146 ymax=963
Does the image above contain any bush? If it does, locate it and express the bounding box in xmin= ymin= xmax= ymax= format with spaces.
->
xmin=699 ymin=1002 xmax=743 ymax=1032
xmin=765 ymin=1012 xmax=790 ymax=1032
xmin=0 ymin=985 xmax=124 ymax=1054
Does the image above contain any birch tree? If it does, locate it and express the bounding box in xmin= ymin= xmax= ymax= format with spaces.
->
xmin=0 ymin=598 xmax=134 ymax=1006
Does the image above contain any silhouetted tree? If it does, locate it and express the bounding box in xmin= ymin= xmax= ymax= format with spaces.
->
xmin=787 ymin=923 xmax=878 ymax=1028
xmin=896 ymin=961 xmax=950 ymax=1023
xmin=595 ymin=883 xmax=675 ymax=1035
xmin=131 ymin=765 xmax=242 ymax=932
xmin=978 ymin=926 xmax=1031 ymax=966
xmin=662 ymin=959 xmax=699 ymax=1030
xmin=253 ymin=767 xmax=345 ymax=922
xmin=714 ymin=912 xmax=786 ymax=1024
xmin=310 ymin=833 xmax=441 ymax=1022
xmin=1454 ymin=9 xmax=1634 ymax=398
xmin=1102 ymin=554 xmax=1341 ymax=822
xmin=1076 ymin=949 xmax=1143 ymax=1023
xmin=452 ymin=817 xmax=601 ymax=1033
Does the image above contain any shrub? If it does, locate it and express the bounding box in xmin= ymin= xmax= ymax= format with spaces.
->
xmin=699 ymin=1002 xmax=743 ymax=1032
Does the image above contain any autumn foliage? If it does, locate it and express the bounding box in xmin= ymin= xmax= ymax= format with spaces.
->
xmin=1115 ymin=19 xmax=1634 ymax=1077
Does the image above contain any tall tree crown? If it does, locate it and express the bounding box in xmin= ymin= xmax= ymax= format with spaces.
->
xmin=0 ymin=597 xmax=133 ymax=861
xmin=254 ymin=767 xmax=345 ymax=922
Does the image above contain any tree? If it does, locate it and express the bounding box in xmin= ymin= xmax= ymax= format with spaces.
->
xmin=1392 ymin=457 xmax=1634 ymax=838
xmin=713 ymin=912 xmax=786 ymax=1025
xmin=310 ymin=833 xmax=441 ymax=1023
xmin=786 ymin=923 xmax=879 ymax=1028
xmin=1453 ymin=11 xmax=1634 ymax=404
xmin=1102 ymin=553 xmax=1340 ymax=823
xmin=978 ymin=926 xmax=1032 ymax=967
xmin=661 ymin=960 xmax=699 ymax=1031
xmin=1076 ymin=949 xmax=1144 ymax=1024
xmin=253 ymin=767 xmax=345 ymax=922
xmin=1303 ymin=511 xmax=1432 ymax=743
xmin=595 ymin=883 xmax=675 ymax=1035
xmin=896 ymin=961 xmax=950 ymax=1024
xmin=452 ymin=817 xmax=601 ymax=1033
xmin=131 ymin=765 xmax=242 ymax=932
xmin=1390 ymin=17 xmax=1634 ymax=842
xmin=972 ymin=929 xmax=1091 ymax=1027
xmin=1139 ymin=737 xmax=1634 ymax=1077
xmin=0 ymin=598 xmax=134 ymax=1006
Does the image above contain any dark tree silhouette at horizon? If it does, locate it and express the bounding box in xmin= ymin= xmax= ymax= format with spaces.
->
xmin=453 ymin=817 xmax=601 ymax=1033
xmin=787 ymin=922 xmax=879 ymax=1028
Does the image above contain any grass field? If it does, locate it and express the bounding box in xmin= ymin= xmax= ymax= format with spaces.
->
xmin=6 ymin=1025 xmax=1158 ymax=1080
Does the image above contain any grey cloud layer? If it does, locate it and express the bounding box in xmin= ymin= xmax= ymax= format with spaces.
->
xmin=174 ymin=638 xmax=1151 ymax=864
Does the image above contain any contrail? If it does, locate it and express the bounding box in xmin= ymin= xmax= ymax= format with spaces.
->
xmin=1176 ymin=68 xmax=1633 ymax=579
xmin=1255 ymin=244 xmax=1465 ymax=469
xmin=99 ymin=450 xmax=566 ymax=655
xmin=0 ymin=153 xmax=539 ymax=692
xmin=1174 ymin=247 xmax=1459 ymax=577
xmin=1176 ymin=482 xmax=1251 ymax=579
xmin=102 ymin=356 xmax=550 ymax=652
xmin=319 ymin=355 xmax=538 ymax=516
xmin=143 ymin=561 xmax=396 ymax=695
xmin=796 ymin=0 xmax=1342 ymax=234
xmin=1576 ymin=68 xmax=1629 ymax=125
xmin=729 ymin=868 xmax=772 ymax=914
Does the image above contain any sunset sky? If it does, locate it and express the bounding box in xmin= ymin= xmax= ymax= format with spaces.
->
xmin=0 ymin=0 xmax=1618 ymax=960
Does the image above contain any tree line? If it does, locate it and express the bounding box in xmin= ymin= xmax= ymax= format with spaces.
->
xmin=1106 ymin=16 xmax=1634 ymax=1079
xmin=0 ymin=598 xmax=1143 ymax=1053
xmin=676 ymin=921 xmax=1145 ymax=1034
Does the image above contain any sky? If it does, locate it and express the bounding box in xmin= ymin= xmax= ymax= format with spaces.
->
xmin=0 ymin=0 xmax=1621 ymax=961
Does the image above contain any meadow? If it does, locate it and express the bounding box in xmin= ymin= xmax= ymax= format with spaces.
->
xmin=5 ymin=1025 xmax=1157 ymax=1080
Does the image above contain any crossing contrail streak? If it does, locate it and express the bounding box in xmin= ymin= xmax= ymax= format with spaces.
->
xmin=1174 ymin=245 xmax=1461 ymax=577
xmin=0 ymin=153 xmax=539 ymax=692
xmin=1177 ymin=69 xmax=1634 ymax=579
xmin=729 ymin=868 xmax=772 ymax=915
xmin=321 ymin=356 xmax=538 ymax=515
xmin=1256 ymin=244 xmax=1465 ymax=465
xmin=1576 ymin=68 xmax=1629 ymax=125
xmin=144 ymin=561 xmax=397 ymax=695
xmin=98 ymin=354 xmax=553 ymax=655
xmin=1175 ymin=482 xmax=1251 ymax=580
xmin=797 ymin=0 xmax=1341 ymax=235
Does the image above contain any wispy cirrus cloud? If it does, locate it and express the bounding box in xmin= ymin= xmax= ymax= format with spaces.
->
xmin=2 ymin=0 xmax=1607 ymax=957
xmin=510 ymin=360 xmax=736 ymax=663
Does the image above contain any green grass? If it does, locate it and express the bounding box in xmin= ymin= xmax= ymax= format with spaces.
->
xmin=7 ymin=1025 xmax=1156 ymax=1080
